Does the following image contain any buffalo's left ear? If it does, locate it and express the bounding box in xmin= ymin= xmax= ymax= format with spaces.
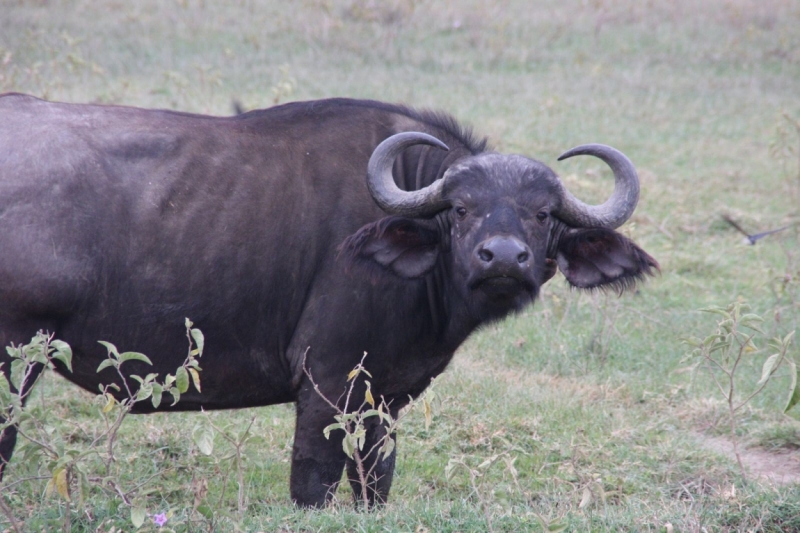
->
xmin=555 ymin=228 xmax=659 ymax=292
xmin=340 ymin=216 xmax=441 ymax=278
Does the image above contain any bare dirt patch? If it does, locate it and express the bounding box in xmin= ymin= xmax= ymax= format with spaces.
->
xmin=697 ymin=433 xmax=800 ymax=485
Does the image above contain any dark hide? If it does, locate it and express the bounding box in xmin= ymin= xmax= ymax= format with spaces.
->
xmin=556 ymin=228 xmax=658 ymax=292
xmin=340 ymin=216 xmax=442 ymax=279
xmin=0 ymin=93 xmax=657 ymax=507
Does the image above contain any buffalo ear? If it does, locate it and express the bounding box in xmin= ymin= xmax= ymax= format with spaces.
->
xmin=340 ymin=217 xmax=441 ymax=278
xmin=555 ymin=228 xmax=659 ymax=292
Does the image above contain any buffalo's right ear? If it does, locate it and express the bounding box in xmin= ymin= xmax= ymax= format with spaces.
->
xmin=340 ymin=217 xmax=441 ymax=278
xmin=555 ymin=227 xmax=659 ymax=292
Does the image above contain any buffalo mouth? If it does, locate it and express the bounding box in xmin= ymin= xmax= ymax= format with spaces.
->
xmin=471 ymin=275 xmax=535 ymax=301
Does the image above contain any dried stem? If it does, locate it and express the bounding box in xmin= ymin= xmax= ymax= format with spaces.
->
xmin=0 ymin=490 xmax=22 ymax=533
xmin=302 ymin=349 xmax=413 ymax=508
xmin=204 ymin=414 xmax=255 ymax=516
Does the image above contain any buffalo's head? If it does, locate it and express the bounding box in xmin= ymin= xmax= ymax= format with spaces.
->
xmin=343 ymin=132 xmax=658 ymax=323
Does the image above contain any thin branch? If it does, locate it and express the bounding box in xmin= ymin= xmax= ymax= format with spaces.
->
xmin=0 ymin=490 xmax=22 ymax=533
xmin=14 ymin=425 xmax=60 ymax=458
xmin=703 ymin=356 xmax=732 ymax=401
xmin=203 ymin=414 xmax=255 ymax=516
xmin=301 ymin=349 xmax=340 ymax=413
xmin=704 ymin=352 xmax=733 ymax=379
xmin=0 ymin=475 xmax=51 ymax=491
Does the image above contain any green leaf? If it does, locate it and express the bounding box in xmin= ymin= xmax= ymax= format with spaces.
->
xmin=323 ymin=422 xmax=344 ymax=440
xmin=757 ymin=353 xmax=782 ymax=386
xmin=700 ymin=306 xmax=729 ymax=317
xmin=579 ymin=486 xmax=593 ymax=509
xmin=342 ymin=434 xmax=355 ymax=459
xmin=78 ymin=470 xmax=89 ymax=506
xmin=0 ymin=372 xmax=11 ymax=405
xmin=190 ymin=328 xmax=205 ymax=356
xmin=151 ymin=383 xmax=163 ymax=408
xmin=708 ymin=340 xmax=729 ymax=354
xmin=444 ymin=459 xmax=460 ymax=480
xmin=185 ymin=317 xmax=193 ymax=329
xmin=169 ymin=387 xmax=181 ymax=406
xmin=131 ymin=504 xmax=146 ymax=528
xmin=702 ymin=334 xmax=723 ymax=348
xmin=785 ymin=360 xmax=800 ymax=414
xmin=478 ymin=454 xmax=499 ymax=471
xmin=96 ymin=359 xmax=116 ymax=373
xmin=136 ymin=383 xmax=153 ymax=402
xmin=740 ymin=313 xmax=762 ymax=321
xmin=354 ymin=427 xmax=366 ymax=451
xmin=98 ymin=341 xmax=120 ymax=359
xmin=377 ymin=402 xmax=393 ymax=424
xmin=50 ymin=340 xmax=73 ymax=373
xmin=25 ymin=338 xmax=48 ymax=365
xmin=784 ymin=330 xmax=797 ymax=347
xmin=188 ymin=367 xmax=201 ymax=392
xmin=193 ymin=423 xmax=214 ymax=455
xmin=175 ymin=367 xmax=190 ymax=394
xmin=380 ymin=436 xmax=395 ymax=460
xmin=119 ymin=352 xmax=153 ymax=366
xmin=196 ymin=503 xmax=214 ymax=519
xmin=10 ymin=359 xmax=25 ymax=390
xmin=5 ymin=344 xmax=21 ymax=359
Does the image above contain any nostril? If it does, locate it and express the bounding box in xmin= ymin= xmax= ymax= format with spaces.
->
xmin=517 ymin=251 xmax=529 ymax=264
xmin=478 ymin=249 xmax=494 ymax=263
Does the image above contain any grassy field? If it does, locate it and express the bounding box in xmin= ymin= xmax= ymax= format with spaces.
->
xmin=2 ymin=0 xmax=800 ymax=531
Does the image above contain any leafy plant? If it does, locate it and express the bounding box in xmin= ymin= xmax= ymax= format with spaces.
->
xmin=0 ymin=319 xmax=204 ymax=532
xmin=684 ymin=302 xmax=797 ymax=479
xmin=304 ymin=351 xmax=436 ymax=508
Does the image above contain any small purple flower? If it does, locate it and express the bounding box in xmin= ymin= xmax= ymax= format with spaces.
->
xmin=152 ymin=512 xmax=168 ymax=527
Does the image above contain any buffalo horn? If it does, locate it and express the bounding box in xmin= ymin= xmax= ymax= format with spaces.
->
xmin=555 ymin=143 xmax=640 ymax=229
xmin=367 ymin=131 xmax=450 ymax=217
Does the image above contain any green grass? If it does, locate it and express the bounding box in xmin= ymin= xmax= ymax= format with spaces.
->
xmin=2 ymin=0 xmax=800 ymax=531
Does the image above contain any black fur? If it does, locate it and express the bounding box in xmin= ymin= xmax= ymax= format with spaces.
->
xmin=556 ymin=228 xmax=660 ymax=293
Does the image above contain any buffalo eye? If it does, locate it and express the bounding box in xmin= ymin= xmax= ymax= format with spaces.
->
xmin=536 ymin=210 xmax=549 ymax=223
xmin=455 ymin=206 xmax=467 ymax=219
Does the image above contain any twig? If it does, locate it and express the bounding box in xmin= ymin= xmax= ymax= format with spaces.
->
xmin=0 ymin=490 xmax=22 ymax=533
xmin=0 ymin=475 xmax=51 ymax=491
xmin=204 ymin=414 xmax=255 ymax=516
xmin=642 ymin=214 xmax=675 ymax=240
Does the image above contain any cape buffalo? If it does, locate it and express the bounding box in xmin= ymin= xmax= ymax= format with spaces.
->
xmin=0 ymin=94 xmax=658 ymax=507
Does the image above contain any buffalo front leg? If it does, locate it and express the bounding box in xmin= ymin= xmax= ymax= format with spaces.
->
xmin=345 ymin=412 xmax=397 ymax=507
xmin=290 ymin=384 xmax=348 ymax=507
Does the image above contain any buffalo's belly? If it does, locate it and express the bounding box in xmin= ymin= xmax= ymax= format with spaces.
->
xmin=51 ymin=318 xmax=296 ymax=412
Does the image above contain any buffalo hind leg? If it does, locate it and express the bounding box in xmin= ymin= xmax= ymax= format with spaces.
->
xmin=345 ymin=413 xmax=397 ymax=508
xmin=289 ymin=385 xmax=348 ymax=507
xmin=0 ymin=321 xmax=56 ymax=480
xmin=0 ymin=360 xmax=45 ymax=480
